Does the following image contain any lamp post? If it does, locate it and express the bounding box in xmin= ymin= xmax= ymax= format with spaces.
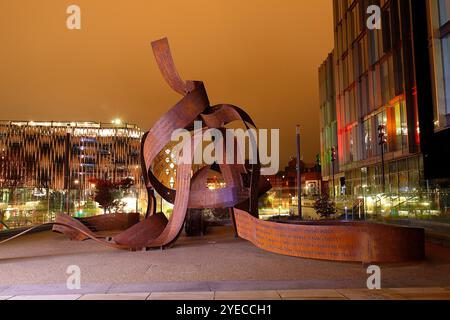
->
xmin=296 ymin=125 xmax=302 ymax=219
xmin=74 ymin=179 xmax=81 ymax=215
xmin=331 ymin=146 xmax=337 ymax=200
xmin=64 ymin=133 xmax=71 ymax=215
xmin=378 ymin=124 xmax=387 ymax=194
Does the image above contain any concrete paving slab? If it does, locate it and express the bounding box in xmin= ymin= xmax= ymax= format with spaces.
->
xmin=214 ymin=290 xmax=281 ymax=300
xmin=337 ymin=289 xmax=406 ymax=300
xmin=148 ymin=292 xmax=214 ymax=300
xmin=389 ymin=287 xmax=450 ymax=300
xmin=208 ymin=280 xmax=363 ymax=292
xmin=403 ymin=293 xmax=450 ymax=300
xmin=0 ymin=286 xmax=10 ymax=295
xmin=108 ymin=281 xmax=211 ymax=293
xmin=9 ymin=295 xmax=81 ymax=300
xmin=389 ymin=287 xmax=448 ymax=294
xmin=79 ymin=293 xmax=150 ymax=300
xmin=278 ymin=289 xmax=346 ymax=300
xmin=0 ymin=283 xmax=111 ymax=296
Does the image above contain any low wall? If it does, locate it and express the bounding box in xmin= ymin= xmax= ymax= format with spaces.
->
xmin=234 ymin=209 xmax=425 ymax=263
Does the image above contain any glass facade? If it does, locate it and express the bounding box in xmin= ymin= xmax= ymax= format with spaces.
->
xmin=321 ymin=1 xmax=450 ymax=219
xmin=439 ymin=0 xmax=450 ymax=24
xmin=319 ymin=52 xmax=340 ymax=190
xmin=0 ymin=121 xmax=144 ymax=230
xmin=429 ymin=0 xmax=450 ymax=130
xmin=329 ymin=0 xmax=423 ymax=198
xmin=346 ymin=155 xmax=423 ymax=197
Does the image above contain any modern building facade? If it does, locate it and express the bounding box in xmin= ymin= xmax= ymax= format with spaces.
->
xmin=424 ymin=0 xmax=450 ymax=181
xmin=319 ymin=0 xmax=450 ymax=215
xmin=319 ymin=51 xmax=342 ymax=196
xmin=0 ymin=120 xmax=142 ymax=191
xmin=0 ymin=120 xmax=143 ymax=225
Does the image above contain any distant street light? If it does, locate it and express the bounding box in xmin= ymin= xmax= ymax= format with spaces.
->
xmin=331 ymin=146 xmax=337 ymax=199
xmin=296 ymin=125 xmax=302 ymax=220
xmin=73 ymin=179 xmax=81 ymax=215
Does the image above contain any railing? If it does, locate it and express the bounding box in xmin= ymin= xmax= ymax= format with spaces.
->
xmin=2 ymin=187 xmax=449 ymax=232
xmin=333 ymin=189 xmax=450 ymax=222
xmin=258 ymin=185 xmax=450 ymax=223
xmin=0 ymin=189 xmax=145 ymax=231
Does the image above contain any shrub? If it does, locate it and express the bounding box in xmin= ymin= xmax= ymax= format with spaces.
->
xmin=314 ymin=194 xmax=337 ymax=218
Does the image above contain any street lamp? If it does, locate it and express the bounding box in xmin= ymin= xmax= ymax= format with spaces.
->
xmin=296 ymin=125 xmax=302 ymax=219
xmin=331 ymin=146 xmax=337 ymax=199
xmin=378 ymin=124 xmax=387 ymax=194
xmin=74 ymin=179 xmax=81 ymax=215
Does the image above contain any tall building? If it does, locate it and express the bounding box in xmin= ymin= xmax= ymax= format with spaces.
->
xmin=0 ymin=120 xmax=143 ymax=203
xmin=319 ymin=0 xmax=449 ymax=212
xmin=424 ymin=0 xmax=450 ymax=181
xmin=319 ymin=51 xmax=342 ymax=196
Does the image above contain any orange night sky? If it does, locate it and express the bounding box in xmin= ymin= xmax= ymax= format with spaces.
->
xmin=0 ymin=0 xmax=334 ymax=167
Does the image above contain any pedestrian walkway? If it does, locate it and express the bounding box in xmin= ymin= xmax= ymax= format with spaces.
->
xmin=2 ymin=227 xmax=450 ymax=299
xmin=2 ymin=287 xmax=450 ymax=300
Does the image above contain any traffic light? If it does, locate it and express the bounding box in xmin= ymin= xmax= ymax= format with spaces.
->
xmin=331 ymin=147 xmax=337 ymax=162
xmin=378 ymin=124 xmax=387 ymax=145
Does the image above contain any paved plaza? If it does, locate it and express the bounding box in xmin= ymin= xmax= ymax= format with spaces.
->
xmin=1 ymin=226 xmax=450 ymax=299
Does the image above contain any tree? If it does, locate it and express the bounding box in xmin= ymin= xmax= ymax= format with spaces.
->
xmin=89 ymin=178 xmax=134 ymax=214
xmin=314 ymin=194 xmax=337 ymax=218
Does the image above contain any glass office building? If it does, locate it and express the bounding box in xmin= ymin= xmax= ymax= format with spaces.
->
xmin=429 ymin=0 xmax=450 ymax=131
xmin=319 ymin=0 xmax=450 ymax=217
xmin=0 ymin=120 xmax=143 ymax=229
xmin=319 ymin=51 xmax=342 ymax=196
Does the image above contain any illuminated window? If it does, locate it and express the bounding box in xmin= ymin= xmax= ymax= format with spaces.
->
xmin=389 ymin=101 xmax=408 ymax=152
xmin=363 ymin=119 xmax=373 ymax=158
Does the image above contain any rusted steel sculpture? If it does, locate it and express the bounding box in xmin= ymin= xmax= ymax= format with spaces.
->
xmin=0 ymin=38 xmax=425 ymax=263
xmin=52 ymin=212 xmax=140 ymax=241
xmin=234 ymin=210 xmax=424 ymax=263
